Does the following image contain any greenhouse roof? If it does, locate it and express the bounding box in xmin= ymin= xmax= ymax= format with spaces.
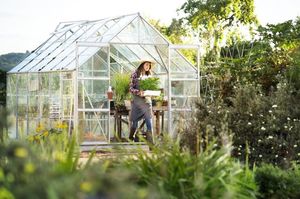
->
xmin=9 ymin=13 xmax=196 ymax=74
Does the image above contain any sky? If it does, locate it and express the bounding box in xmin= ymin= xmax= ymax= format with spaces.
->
xmin=0 ymin=0 xmax=300 ymax=55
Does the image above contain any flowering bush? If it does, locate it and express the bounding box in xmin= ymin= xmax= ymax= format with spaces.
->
xmin=180 ymin=80 xmax=300 ymax=167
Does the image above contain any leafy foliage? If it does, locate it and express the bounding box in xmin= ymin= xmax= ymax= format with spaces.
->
xmin=179 ymin=0 xmax=257 ymax=57
xmin=181 ymin=81 xmax=300 ymax=167
xmin=111 ymin=73 xmax=131 ymax=107
xmin=125 ymin=138 xmax=257 ymax=199
xmin=139 ymin=77 xmax=160 ymax=91
xmin=255 ymin=164 xmax=300 ymax=199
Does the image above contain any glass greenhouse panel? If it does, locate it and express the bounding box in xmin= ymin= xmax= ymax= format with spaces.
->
xmin=113 ymin=17 xmax=139 ymax=43
xmin=39 ymin=73 xmax=49 ymax=94
xmin=28 ymin=95 xmax=39 ymax=118
xmin=40 ymin=95 xmax=50 ymax=118
xmin=17 ymin=95 xmax=27 ymax=120
xmin=111 ymin=43 xmax=139 ymax=62
xmin=62 ymin=96 xmax=73 ymax=119
xmin=6 ymin=75 xmax=17 ymax=138
xmin=171 ymin=80 xmax=198 ymax=96
xmin=101 ymin=14 xmax=137 ymax=42
xmin=78 ymin=79 xmax=109 ymax=109
xmin=170 ymin=49 xmax=197 ymax=73
xmin=79 ymin=112 xmax=109 ymax=142
xmin=17 ymin=74 xmax=28 ymax=95
xmin=139 ymin=19 xmax=168 ymax=45
xmin=141 ymin=45 xmax=168 ymax=73
xmin=62 ymin=80 xmax=73 ymax=95
xmin=49 ymin=73 xmax=60 ymax=95
xmin=79 ymin=48 xmax=108 ymax=77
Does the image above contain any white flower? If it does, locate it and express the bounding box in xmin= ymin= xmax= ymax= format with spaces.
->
xmin=294 ymin=145 xmax=297 ymax=148
xmin=238 ymin=152 xmax=241 ymax=155
xmin=272 ymin=105 xmax=278 ymax=108
xmin=258 ymin=139 xmax=262 ymax=142
xmin=287 ymin=117 xmax=291 ymax=121
xmin=248 ymin=122 xmax=252 ymax=125
xmin=269 ymin=110 xmax=272 ymax=113
xmin=284 ymin=158 xmax=286 ymax=160
xmin=271 ymin=147 xmax=274 ymax=149
xmin=260 ymin=114 xmax=264 ymax=117
xmin=284 ymin=126 xmax=288 ymax=129
xmin=261 ymin=126 xmax=266 ymax=131
xmin=249 ymin=113 xmax=253 ymax=117
xmin=298 ymin=153 xmax=300 ymax=156
xmin=275 ymin=155 xmax=278 ymax=158
xmin=259 ymin=154 xmax=262 ymax=158
xmin=213 ymin=144 xmax=218 ymax=147
xmin=268 ymin=136 xmax=273 ymax=139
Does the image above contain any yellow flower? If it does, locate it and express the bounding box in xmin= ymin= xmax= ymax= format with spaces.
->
xmin=14 ymin=147 xmax=28 ymax=158
xmin=55 ymin=121 xmax=68 ymax=129
xmin=36 ymin=123 xmax=45 ymax=133
xmin=80 ymin=181 xmax=93 ymax=192
xmin=43 ymin=131 xmax=49 ymax=137
xmin=24 ymin=163 xmax=35 ymax=174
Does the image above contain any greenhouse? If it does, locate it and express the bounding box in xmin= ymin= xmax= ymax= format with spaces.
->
xmin=6 ymin=13 xmax=200 ymax=144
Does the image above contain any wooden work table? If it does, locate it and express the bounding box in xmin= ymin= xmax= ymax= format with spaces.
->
xmin=111 ymin=105 xmax=168 ymax=140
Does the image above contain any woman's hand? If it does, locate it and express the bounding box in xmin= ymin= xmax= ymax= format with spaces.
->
xmin=139 ymin=90 xmax=144 ymax=96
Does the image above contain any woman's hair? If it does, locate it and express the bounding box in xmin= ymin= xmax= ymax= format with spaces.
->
xmin=136 ymin=61 xmax=152 ymax=77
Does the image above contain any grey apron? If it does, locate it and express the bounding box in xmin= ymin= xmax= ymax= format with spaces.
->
xmin=130 ymin=95 xmax=152 ymax=122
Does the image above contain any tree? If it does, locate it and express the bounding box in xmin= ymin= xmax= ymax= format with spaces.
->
xmin=179 ymin=0 xmax=258 ymax=59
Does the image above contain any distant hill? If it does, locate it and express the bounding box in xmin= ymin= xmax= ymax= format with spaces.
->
xmin=0 ymin=52 xmax=30 ymax=72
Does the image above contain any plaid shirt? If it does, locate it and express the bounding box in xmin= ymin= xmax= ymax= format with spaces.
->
xmin=129 ymin=71 xmax=140 ymax=95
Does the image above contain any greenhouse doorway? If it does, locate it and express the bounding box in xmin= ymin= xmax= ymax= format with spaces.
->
xmin=168 ymin=45 xmax=200 ymax=136
xmin=75 ymin=43 xmax=111 ymax=144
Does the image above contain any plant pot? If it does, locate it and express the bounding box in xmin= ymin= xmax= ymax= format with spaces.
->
xmin=124 ymin=100 xmax=131 ymax=108
xmin=107 ymin=91 xmax=113 ymax=100
xmin=162 ymin=100 xmax=168 ymax=106
xmin=156 ymin=101 xmax=162 ymax=108
xmin=116 ymin=104 xmax=127 ymax=112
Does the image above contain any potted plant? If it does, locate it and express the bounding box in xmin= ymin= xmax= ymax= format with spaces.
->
xmin=139 ymin=77 xmax=160 ymax=104
xmin=139 ymin=77 xmax=160 ymax=91
xmin=111 ymin=72 xmax=131 ymax=111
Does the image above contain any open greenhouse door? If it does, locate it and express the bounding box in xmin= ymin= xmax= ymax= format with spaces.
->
xmin=75 ymin=43 xmax=111 ymax=144
xmin=168 ymin=45 xmax=200 ymax=136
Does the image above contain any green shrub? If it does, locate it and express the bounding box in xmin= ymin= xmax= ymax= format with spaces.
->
xmin=111 ymin=73 xmax=131 ymax=107
xmin=139 ymin=77 xmax=160 ymax=91
xmin=180 ymin=80 xmax=300 ymax=167
xmin=124 ymin=138 xmax=257 ymax=199
xmin=255 ymin=164 xmax=300 ymax=199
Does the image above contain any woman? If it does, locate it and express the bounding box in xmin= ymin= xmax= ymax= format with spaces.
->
xmin=129 ymin=60 xmax=154 ymax=144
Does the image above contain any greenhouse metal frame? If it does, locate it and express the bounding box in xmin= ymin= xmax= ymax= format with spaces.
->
xmin=7 ymin=13 xmax=200 ymax=144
